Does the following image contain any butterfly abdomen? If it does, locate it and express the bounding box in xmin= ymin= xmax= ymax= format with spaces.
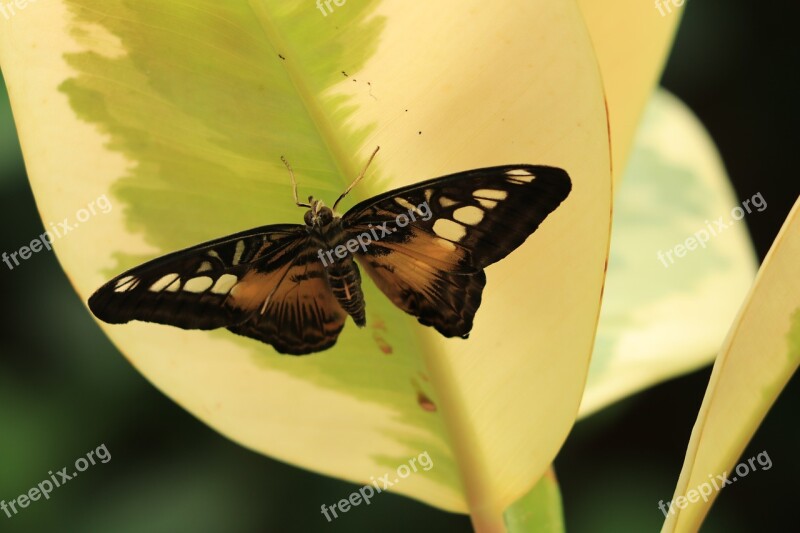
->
xmin=317 ymin=222 xmax=367 ymax=327
xmin=325 ymin=259 xmax=366 ymax=327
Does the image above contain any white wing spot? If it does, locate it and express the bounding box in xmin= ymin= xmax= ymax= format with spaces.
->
xmin=207 ymin=250 xmax=221 ymax=260
xmin=394 ymin=197 xmax=416 ymax=211
xmin=439 ymin=196 xmax=459 ymax=208
xmin=506 ymin=169 xmax=535 ymax=183
xmin=211 ymin=274 xmax=238 ymax=295
xmin=433 ymin=219 xmax=467 ymax=242
xmin=115 ymin=275 xmax=134 ymax=287
xmin=149 ymin=273 xmax=180 ymax=292
xmin=197 ymin=261 xmax=213 ymax=273
xmin=453 ymin=206 xmax=484 ymax=225
xmin=184 ymin=276 xmax=214 ymax=293
xmin=232 ymin=240 xmax=245 ymax=265
xmin=477 ymin=198 xmax=498 ymax=209
xmin=474 ymin=189 xmax=508 ymax=200
xmin=114 ymin=275 xmax=137 ymax=293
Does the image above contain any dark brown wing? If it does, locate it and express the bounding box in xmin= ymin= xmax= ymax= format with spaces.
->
xmin=341 ymin=165 xmax=571 ymax=338
xmin=88 ymin=224 xmax=347 ymax=355
xmin=226 ymin=248 xmax=348 ymax=355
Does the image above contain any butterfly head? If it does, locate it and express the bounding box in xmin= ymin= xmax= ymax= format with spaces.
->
xmin=303 ymin=198 xmax=335 ymax=228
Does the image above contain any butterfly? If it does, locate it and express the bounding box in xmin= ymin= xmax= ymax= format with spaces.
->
xmin=88 ymin=147 xmax=571 ymax=355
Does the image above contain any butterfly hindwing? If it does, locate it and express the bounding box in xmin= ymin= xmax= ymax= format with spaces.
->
xmin=89 ymin=224 xmax=347 ymax=355
xmin=226 ymin=247 xmax=348 ymax=355
xmin=342 ymin=165 xmax=571 ymax=338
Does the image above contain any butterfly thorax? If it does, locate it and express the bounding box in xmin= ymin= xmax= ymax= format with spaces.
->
xmin=307 ymin=209 xmax=366 ymax=327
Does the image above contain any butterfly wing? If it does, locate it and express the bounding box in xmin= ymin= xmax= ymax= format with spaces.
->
xmin=342 ymin=165 xmax=571 ymax=338
xmin=226 ymin=249 xmax=349 ymax=355
xmin=88 ymin=224 xmax=348 ymax=355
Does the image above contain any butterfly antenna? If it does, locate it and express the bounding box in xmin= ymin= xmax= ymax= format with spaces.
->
xmin=282 ymin=155 xmax=311 ymax=208
xmin=333 ymin=146 xmax=380 ymax=211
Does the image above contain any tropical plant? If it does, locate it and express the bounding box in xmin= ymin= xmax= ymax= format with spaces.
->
xmin=0 ymin=1 xmax=796 ymax=531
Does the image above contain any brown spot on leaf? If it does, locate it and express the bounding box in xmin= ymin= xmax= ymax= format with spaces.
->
xmin=373 ymin=333 xmax=393 ymax=354
xmin=417 ymin=392 xmax=437 ymax=412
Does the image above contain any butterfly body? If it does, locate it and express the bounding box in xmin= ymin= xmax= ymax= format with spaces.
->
xmin=89 ymin=164 xmax=571 ymax=355
xmin=307 ymin=208 xmax=367 ymax=327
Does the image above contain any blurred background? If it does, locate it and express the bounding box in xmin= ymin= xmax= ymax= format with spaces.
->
xmin=1 ymin=2 xmax=798 ymax=531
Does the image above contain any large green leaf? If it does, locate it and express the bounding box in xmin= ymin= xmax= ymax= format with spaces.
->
xmin=0 ymin=0 xmax=611 ymax=527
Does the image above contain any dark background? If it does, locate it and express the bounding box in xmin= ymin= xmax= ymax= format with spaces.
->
xmin=1 ymin=2 xmax=798 ymax=531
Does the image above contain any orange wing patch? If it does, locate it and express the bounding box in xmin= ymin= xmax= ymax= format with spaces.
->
xmin=228 ymin=255 xmax=347 ymax=355
xmin=357 ymin=232 xmax=484 ymax=338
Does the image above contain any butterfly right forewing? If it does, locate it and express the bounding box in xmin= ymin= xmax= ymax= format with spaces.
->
xmin=341 ymin=165 xmax=571 ymax=338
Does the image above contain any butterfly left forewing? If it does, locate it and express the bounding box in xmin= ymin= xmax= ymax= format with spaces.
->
xmin=89 ymin=224 xmax=348 ymax=355
xmin=342 ymin=165 xmax=571 ymax=338
xmin=88 ymin=224 xmax=307 ymax=330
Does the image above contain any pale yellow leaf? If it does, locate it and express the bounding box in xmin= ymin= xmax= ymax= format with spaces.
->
xmin=579 ymin=0 xmax=683 ymax=181
xmin=662 ymin=198 xmax=800 ymax=532
xmin=0 ymin=1 xmax=610 ymax=528
xmin=580 ymin=90 xmax=757 ymax=417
